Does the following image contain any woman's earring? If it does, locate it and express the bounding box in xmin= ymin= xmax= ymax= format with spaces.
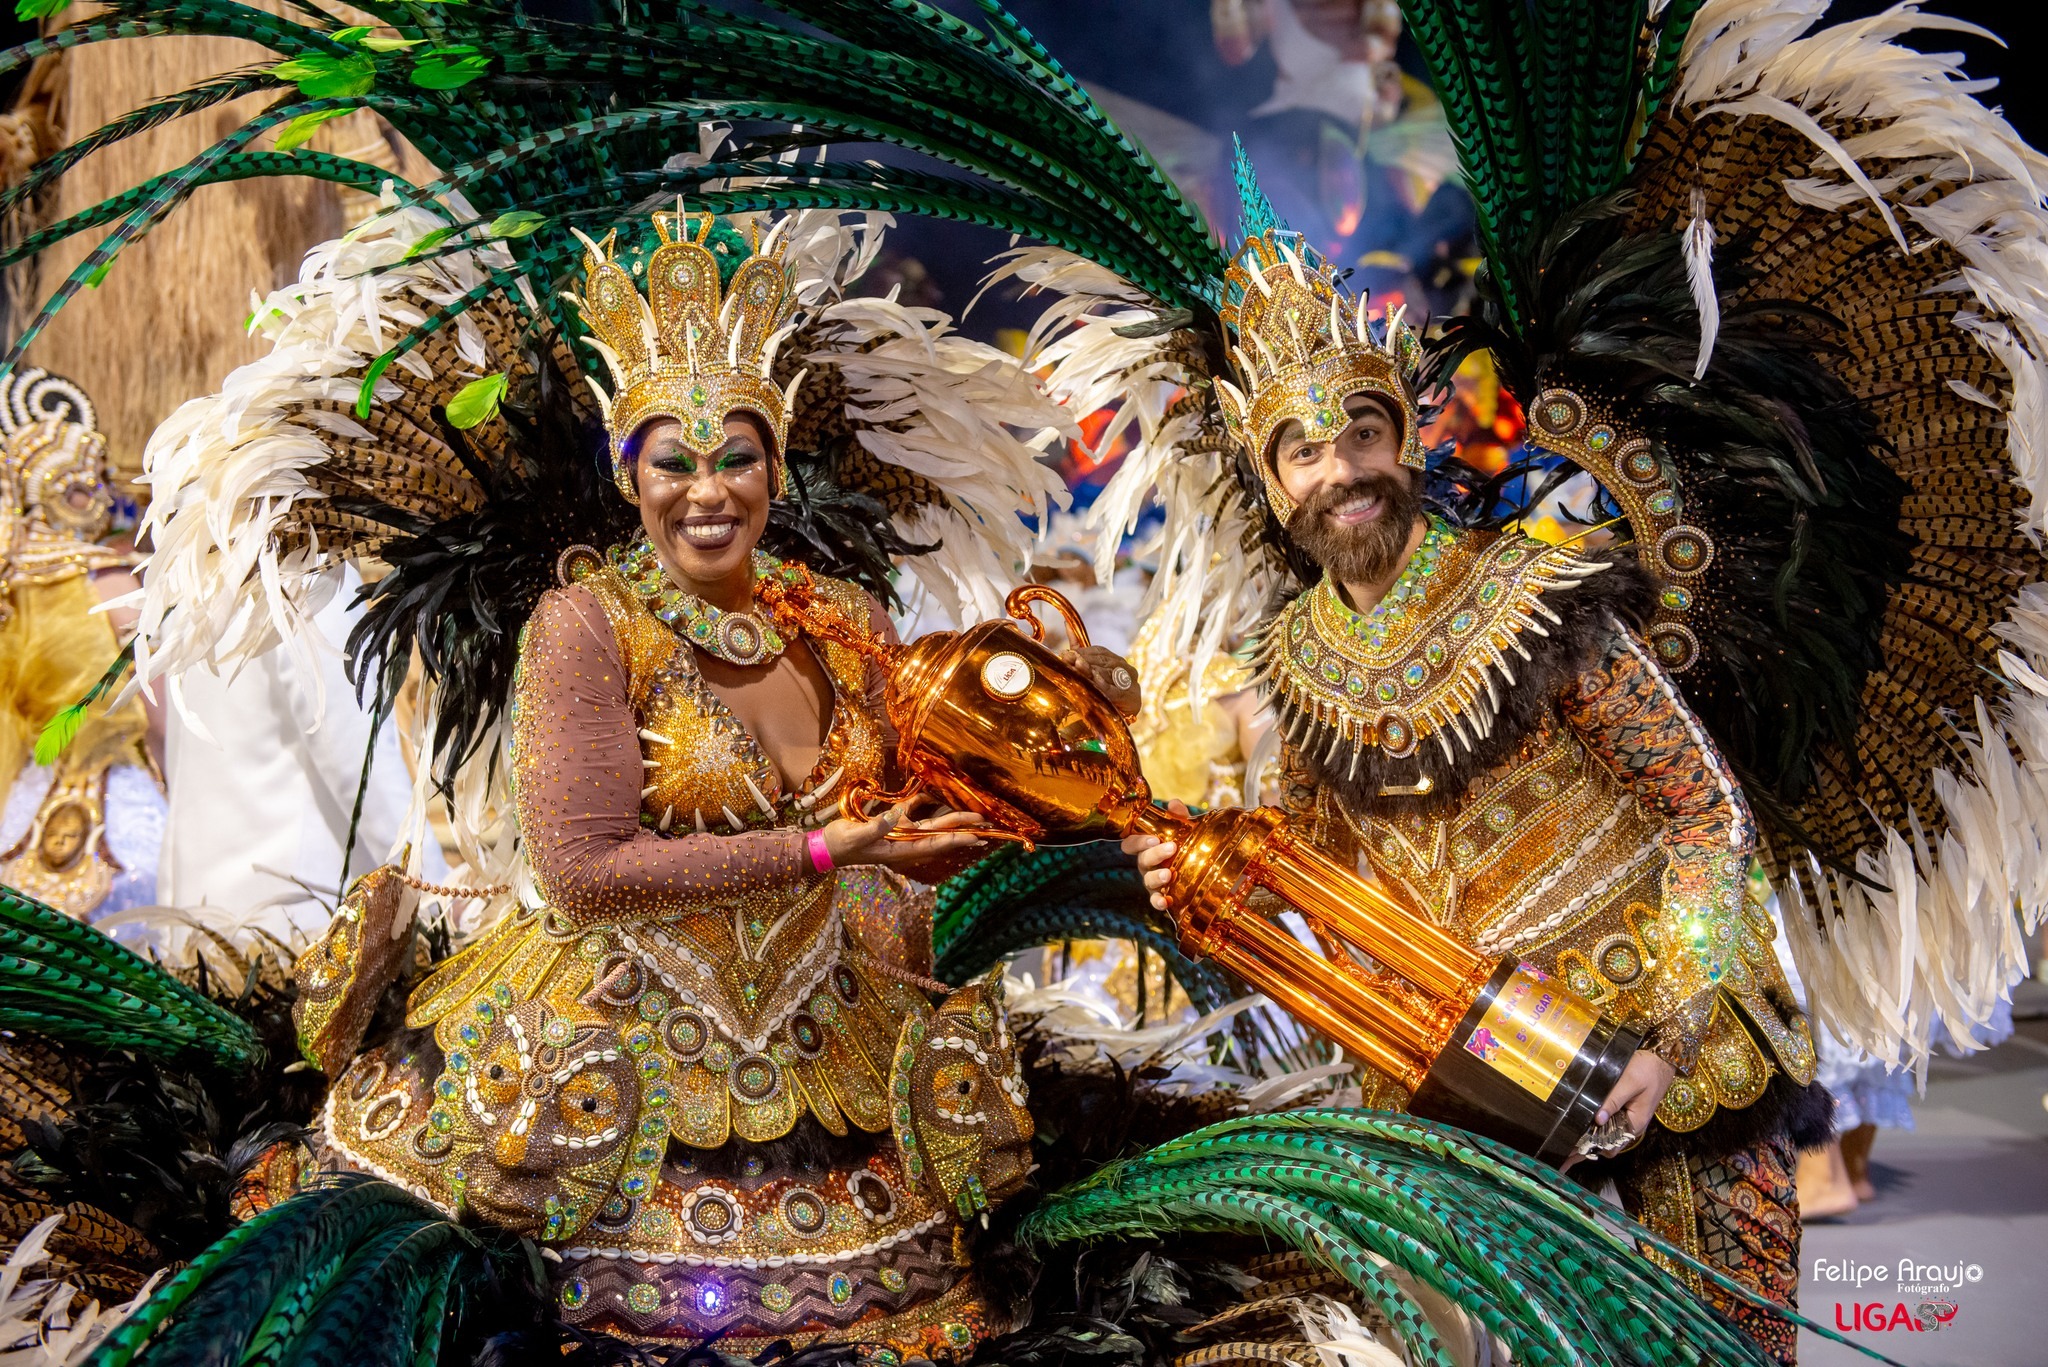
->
xmin=613 ymin=450 xmax=639 ymax=505
xmin=770 ymin=454 xmax=786 ymax=501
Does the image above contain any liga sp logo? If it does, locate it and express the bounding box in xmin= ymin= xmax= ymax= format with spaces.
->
xmin=1832 ymin=1299 xmax=1960 ymax=1332
xmin=1817 ymin=1257 xmax=1979 ymax=1333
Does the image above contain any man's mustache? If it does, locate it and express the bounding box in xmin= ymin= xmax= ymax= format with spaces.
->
xmin=1299 ymin=475 xmax=1410 ymax=519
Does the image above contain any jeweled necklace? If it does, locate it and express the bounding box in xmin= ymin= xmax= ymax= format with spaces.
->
xmin=610 ymin=539 xmax=795 ymax=667
xmin=1320 ymin=514 xmax=1456 ymax=651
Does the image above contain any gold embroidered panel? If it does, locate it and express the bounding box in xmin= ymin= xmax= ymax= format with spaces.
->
xmin=1256 ymin=522 xmax=1613 ymax=760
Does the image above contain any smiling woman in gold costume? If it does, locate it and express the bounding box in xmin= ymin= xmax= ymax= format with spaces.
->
xmin=285 ymin=213 xmax=1123 ymax=1356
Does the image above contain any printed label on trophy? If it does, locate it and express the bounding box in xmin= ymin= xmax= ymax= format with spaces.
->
xmin=981 ymin=652 xmax=1033 ymax=699
xmin=1462 ymin=964 xmax=1598 ymax=1100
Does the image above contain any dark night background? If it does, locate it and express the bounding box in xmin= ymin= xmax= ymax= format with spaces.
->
xmin=900 ymin=0 xmax=2048 ymax=343
xmin=3 ymin=0 xmax=2040 ymax=344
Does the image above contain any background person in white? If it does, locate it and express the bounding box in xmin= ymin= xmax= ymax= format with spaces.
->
xmin=158 ymin=565 xmax=442 ymax=946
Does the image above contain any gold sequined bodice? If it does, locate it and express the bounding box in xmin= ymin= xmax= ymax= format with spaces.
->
xmin=580 ymin=565 xmax=887 ymax=837
xmin=1351 ymin=715 xmax=1661 ymax=956
xmin=1313 ymin=711 xmax=1815 ymax=1134
xmin=1272 ymin=520 xmax=1816 ymax=1134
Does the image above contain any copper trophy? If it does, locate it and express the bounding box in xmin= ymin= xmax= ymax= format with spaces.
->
xmin=762 ymin=577 xmax=1639 ymax=1163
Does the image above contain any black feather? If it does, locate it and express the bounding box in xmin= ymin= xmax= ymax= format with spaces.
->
xmin=1419 ymin=193 xmax=1913 ymax=832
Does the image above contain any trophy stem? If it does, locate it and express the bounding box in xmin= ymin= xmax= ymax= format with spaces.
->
xmin=1250 ymin=830 xmax=1494 ymax=1003
xmin=1114 ymin=800 xmax=1632 ymax=1161
xmin=1188 ymin=907 xmax=1434 ymax=1090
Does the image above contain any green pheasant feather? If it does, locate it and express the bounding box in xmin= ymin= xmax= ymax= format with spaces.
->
xmin=0 ymin=883 xmax=262 ymax=1073
xmin=83 ymin=1176 xmax=523 ymax=1367
xmin=1027 ymin=1110 xmax=1905 ymax=1367
xmin=1395 ymin=0 xmax=1700 ymax=331
xmin=933 ymin=842 xmax=1238 ymax=1010
xmin=0 ymin=0 xmax=1235 ymax=390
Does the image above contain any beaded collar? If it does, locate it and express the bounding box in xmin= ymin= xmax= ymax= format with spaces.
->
xmin=609 ymin=539 xmax=801 ymax=666
xmin=1253 ymin=520 xmax=1611 ymax=760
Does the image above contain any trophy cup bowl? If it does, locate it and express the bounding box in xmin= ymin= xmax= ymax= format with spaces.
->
xmin=764 ymin=579 xmax=1638 ymax=1164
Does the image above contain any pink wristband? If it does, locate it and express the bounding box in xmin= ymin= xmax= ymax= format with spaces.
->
xmin=807 ymin=829 xmax=835 ymax=875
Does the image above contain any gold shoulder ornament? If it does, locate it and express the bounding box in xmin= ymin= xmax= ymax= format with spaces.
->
xmin=1253 ymin=518 xmax=1614 ymax=762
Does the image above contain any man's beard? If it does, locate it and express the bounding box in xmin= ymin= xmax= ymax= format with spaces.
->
xmin=1285 ymin=472 xmax=1425 ymax=584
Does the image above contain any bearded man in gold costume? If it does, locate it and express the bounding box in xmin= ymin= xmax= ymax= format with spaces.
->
xmin=1124 ymin=222 xmax=1824 ymax=1361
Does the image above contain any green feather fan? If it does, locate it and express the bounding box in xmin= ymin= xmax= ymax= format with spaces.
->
xmin=82 ymin=1175 xmax=535 ymax=1367
xmin=1026 ymin=1109 xmax=1903 ymax=1367
xmin=1395 ymin=0 xmax=1696 ymax=329
xmin=0 ymin=882 xmax=262 ymax=1073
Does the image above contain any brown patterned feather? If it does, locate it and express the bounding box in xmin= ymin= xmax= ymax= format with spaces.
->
xmin=1624 ymin=101 xmax=2047 ymax=874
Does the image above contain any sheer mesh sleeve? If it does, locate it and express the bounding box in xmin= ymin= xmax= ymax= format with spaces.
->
xmin=864 ymin=596 xmax=901 ymax=786
xmin=511 ymin=585 xmax=810 ymax=926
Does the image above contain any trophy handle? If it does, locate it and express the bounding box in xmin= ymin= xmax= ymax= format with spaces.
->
xmin=844 ymin=777 xmax=1038 ymax=849
xmin=841 ymin=777 xmax=923 ymax=822
xmin=1004 ymin=584 xmax=1091 ymax=650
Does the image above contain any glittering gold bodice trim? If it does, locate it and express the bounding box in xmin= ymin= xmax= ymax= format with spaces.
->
xmin=1326 ymin=720 xmax=1816 ymax=1132
xmin=1344 ymin=716 xmax=1661 ymax=951
xmin=577 ymin=566 xmax=886 ymax=835
xmin=1256 ymin=527 xmax=1611 ymax=758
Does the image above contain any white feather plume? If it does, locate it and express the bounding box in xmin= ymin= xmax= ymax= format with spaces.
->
xmin=124 ymin=188 xmax=507 ymax=711
xmin=805 ymin=290 xmax=1075 ymax=624
xmin=1678 ymin=0 xmax=2048 ymax=1068
xmin=983 ymin=245 xmax=1285 ymax=711
xmin=1682 ymin=189 xmax=1720 ymax=379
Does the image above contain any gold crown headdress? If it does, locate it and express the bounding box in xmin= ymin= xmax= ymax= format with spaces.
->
xmin=1214 ymin=230 xmax=1425 ymax=523
xmin=573 ymin=212 xmax=808 ymax=504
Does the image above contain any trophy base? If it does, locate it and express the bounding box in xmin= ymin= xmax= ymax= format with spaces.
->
xmin=1409 ymin=960 xmax=1644 ymax=1165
